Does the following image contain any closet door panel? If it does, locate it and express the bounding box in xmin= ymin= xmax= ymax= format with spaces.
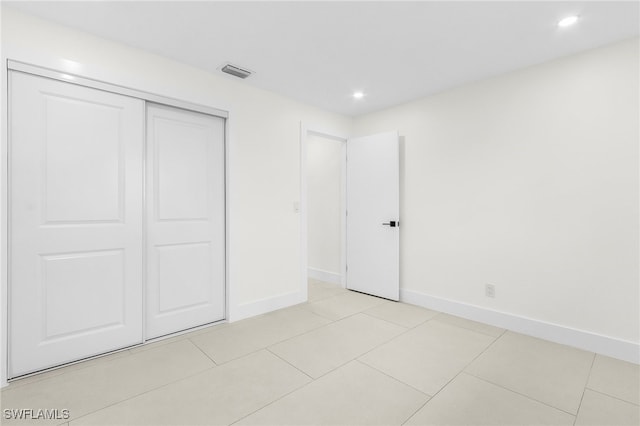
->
xmin=146 ymin=104 xmax=225 ymax=339
xmin=9 ymin=72 xmax=144 ymax=378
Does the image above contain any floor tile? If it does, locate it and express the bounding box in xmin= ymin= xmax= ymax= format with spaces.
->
xmin=128 ymin=321 xmax=228 ymax=354
xmin=308 ymin=278 xmax=335 ymax=288
xmin=465 ymin=331 xmax=594 ymax=414
xmin=364 ymin=301 xmax=438 ymax=328
xmin=302 ymin=290 xmax=388 ymax=320
xmin=190 ymin=306 xmax=330 ymax=364
xmin=237 ymin=360 xmax=428 ymax=426
xmin=406 ymin=373 xmax=574 ymax=425
xmin=308 ymin=281 xmax=347 ymax=302
xmin=433 ymin=313 xmax=505 ymax=337
xmin=1 ymin=340 xmax=214 ymax=425
xmin=308 ymin=285 xmax=345 ymax=302
xmin=269 ymin=313 xmax=405 ymax=378
xmin=575 ymin=389 xmax=640 ymax=426
xmin=4 ymin=368 xmax=67 ymax=390
xmin=69 ymin=350 xmax=310 ymax=426
xmin=359 ymin=320 xmax=495 ymax=396
xmin=3 ymin=281 xmax=632 ymax=426
xmin=6 ymin=349 xmax=132 ymax=391
xmin=587 ymin=354 xmax=639 ymax=404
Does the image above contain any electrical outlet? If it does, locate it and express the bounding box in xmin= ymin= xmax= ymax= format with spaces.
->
xmin=485 ymin=284 xmax=495 ymax=298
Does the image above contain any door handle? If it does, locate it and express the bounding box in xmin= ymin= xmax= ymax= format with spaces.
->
xmin=382 ymin=221 xmax=398 ymax=227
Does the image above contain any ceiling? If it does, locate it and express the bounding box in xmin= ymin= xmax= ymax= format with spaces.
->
xmin=5 ymin=1 xmax=639 ymax=116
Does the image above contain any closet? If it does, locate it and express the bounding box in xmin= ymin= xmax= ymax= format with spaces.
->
xmin=8 ymin=68 xmax=226 ymax=378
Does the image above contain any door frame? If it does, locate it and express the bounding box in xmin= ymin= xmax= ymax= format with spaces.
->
xmin=1 ymin=61 xmax=231 ymax=384
xmin=299 ymin=123 xmax=348 ymax=299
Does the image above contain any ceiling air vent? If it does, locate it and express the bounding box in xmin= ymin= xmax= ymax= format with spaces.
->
xmin=220 ymin=63 xmax=252 ymax=79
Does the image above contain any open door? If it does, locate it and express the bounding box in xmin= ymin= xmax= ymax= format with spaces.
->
xmin=346 ymin=131 xmax=399 ymax=301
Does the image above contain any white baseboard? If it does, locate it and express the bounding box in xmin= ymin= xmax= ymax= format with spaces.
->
xmin=229 ymin=290 xmax=305 ymax=323
xmin=401 ymin=289 xmax=639 ymax=365
xmin=308 ymin=268 xmax=342 ymax=285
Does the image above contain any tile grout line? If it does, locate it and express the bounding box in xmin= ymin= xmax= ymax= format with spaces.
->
xmin=350 ymin=308 xmax=509 ymax=414
xmin=398 ymin=328 xmax=508 ymax=425
xmin=356 ymin=311 xmax=505 ymax=425
xmin=265 ymin=347 xmax=315 ymax=381
xmin=584 ymin=386 xmax=640 ymax=407
xmin=227 ymin=381 xmax=311 ymax=426
xmin=230 ymin=349 xmax=433 ymax=426
xmin=430 ymin=315 xmax=508 ymax=338
xmin=354 ymin=358 xmax=432 ymax=398
xmin=461 ymin=331 xmax=605 ymax=419
xmin=302 ymin=290 xmax=388 ymax=321
xmin=460 ymin=329 xmax=581 ymax=418
xmin=6 ymin=327 xmax=223 ymax=391
xmin=468 ymin=371 xmax=579 ymax=418
xmin=190 ymin=310 xmax=334 ymax=367
xmin=68 ymin=344 xmax=289 ymax=425
xmin=186 ymin=295 xmax=372 ymax=393
xmin=226 ymin=352 xmax=319 ymax=426
xmin=187 ymin=336 xmax=220 ymax=367
xmin=264 ymin=307 xmax=394 ymax=355
xmin=400 ymin=396 xmax=431 ymax=426
xmin=226 ymin=313 xmax=390 ymax=426
xmin=573 ymin=352 xmax=597 ymax=426
xmin=264 ymin=309 xmax=404 ymax=384
xmin=355 ymin=313 xmax=507 ymax=385
xmin=359 ymin=310 xmax=434 ymax=330
xmin=67 ymin=362 xmax=218 ymax=425
xmin=261 ymin=300 xmax=419 ymax=388
xmin=353 ymin=315 xmax=428 ymax=360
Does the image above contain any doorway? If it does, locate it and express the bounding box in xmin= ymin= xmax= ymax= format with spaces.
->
xmin=300 ymin=127 xmax=347 ymax=297
xmin=300 ymin=126 xmax=400 ymax=302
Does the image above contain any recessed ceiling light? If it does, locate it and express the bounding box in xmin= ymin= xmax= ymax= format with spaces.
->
xmin=353 ymin=91 xmax=365 ymax=99
xmin=558 ymin=15 xmax=579 ymax=28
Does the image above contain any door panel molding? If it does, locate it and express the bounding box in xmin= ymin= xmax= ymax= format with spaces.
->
xmin=9 ymin=72 xmax=145 ymax=377
xmin=145 ymin=103 xmax=225 ymax=339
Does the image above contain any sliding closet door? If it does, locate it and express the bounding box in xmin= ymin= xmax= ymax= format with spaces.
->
xmin=9 ymin=72 xmax=144 ymax=377
xmin=146 ymin=104 xmax=225 ymax=339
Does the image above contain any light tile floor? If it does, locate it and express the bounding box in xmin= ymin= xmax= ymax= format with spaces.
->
xmin=2 ymin=279 xmax=638 ymax=426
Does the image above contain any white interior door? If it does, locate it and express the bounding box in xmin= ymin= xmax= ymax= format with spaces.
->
xmin=146 ymin=103 xmax=225 ymax=339
xmin=346 ymin=131 xmax=399 ymax=300
xmin=9 ymin=72 xmax=144 ymax=377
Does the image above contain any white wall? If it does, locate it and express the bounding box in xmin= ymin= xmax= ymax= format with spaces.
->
xmin=0 ymin=7 xmax=352 ymax=384
xmin=353 ymin=37 xmax=639 ymax=362
xmin=307 ymin=134 xmax=343 ymax=282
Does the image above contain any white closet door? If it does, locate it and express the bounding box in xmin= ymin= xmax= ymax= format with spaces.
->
xmin=9 ymin=72 xmax=144 ymax=378
xmin=146 ymin=103 xmax=225 ymax=339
